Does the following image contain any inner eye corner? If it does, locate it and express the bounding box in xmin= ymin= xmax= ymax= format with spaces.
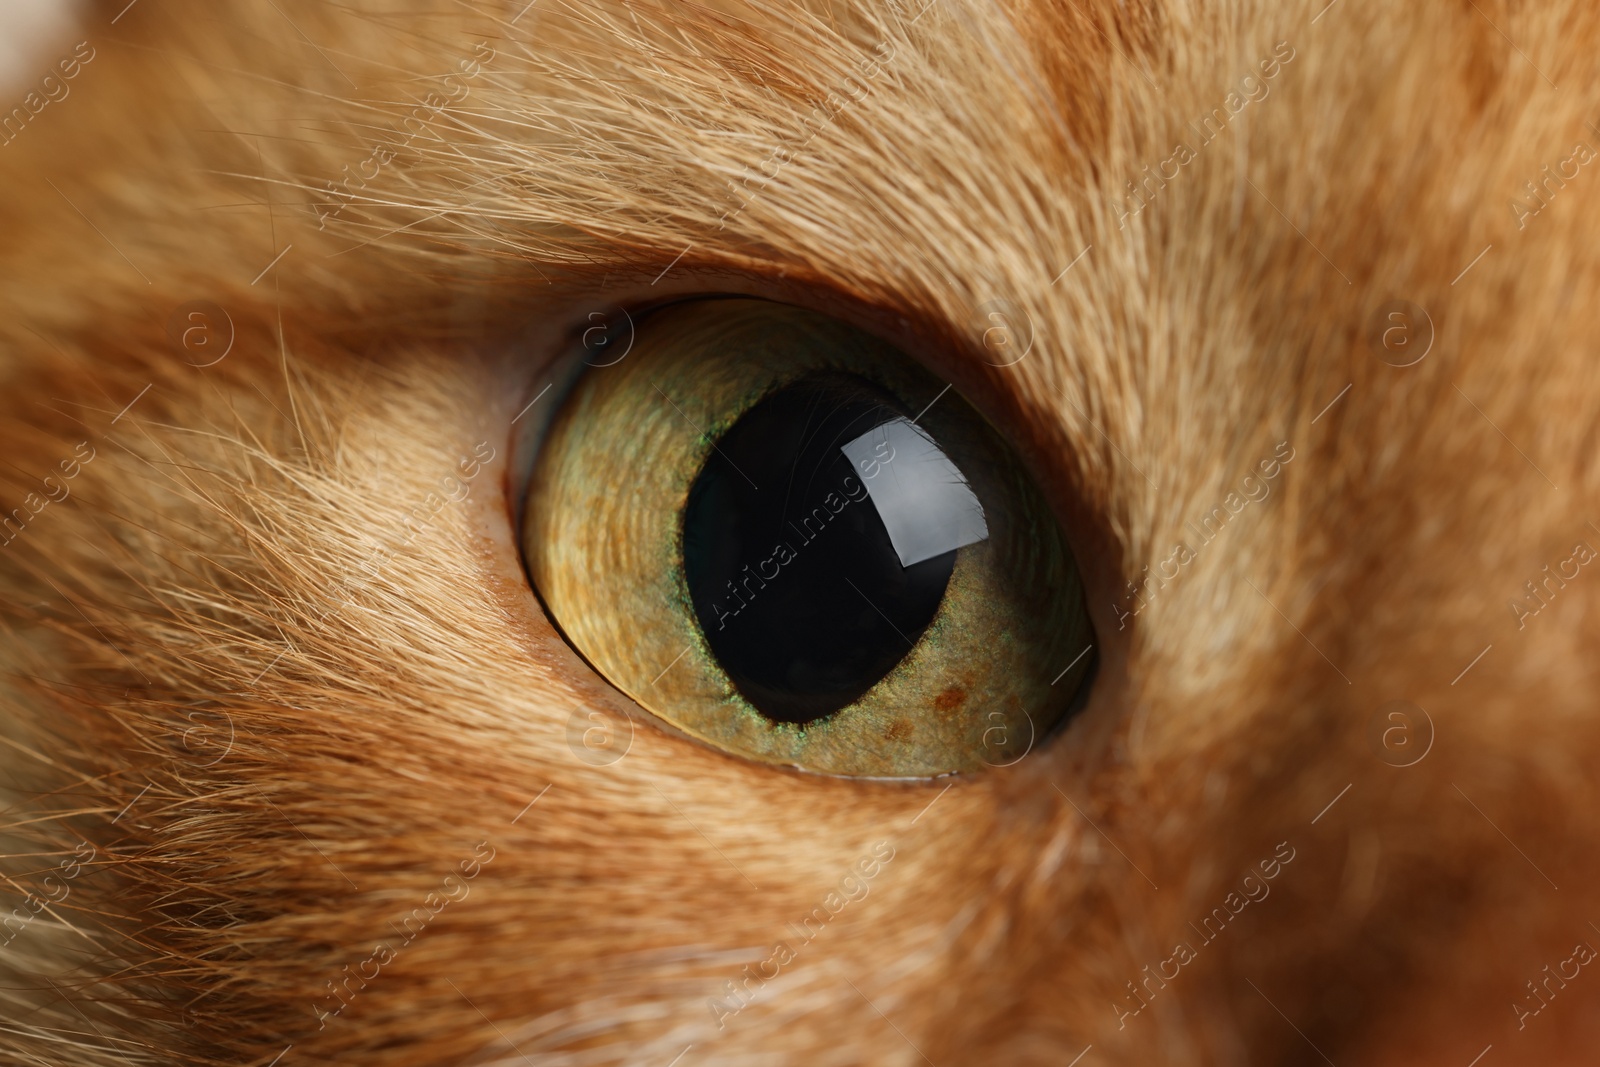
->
xmin=519 ymin=297 xmax=1097 ymax=778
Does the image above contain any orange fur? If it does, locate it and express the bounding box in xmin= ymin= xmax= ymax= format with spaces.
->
xmin=2 ymin=0 xmax=1599 ymax=1063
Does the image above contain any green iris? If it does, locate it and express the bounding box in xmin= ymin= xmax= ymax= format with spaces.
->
xmin=522 ymin=299 xmax=1093 ymax=777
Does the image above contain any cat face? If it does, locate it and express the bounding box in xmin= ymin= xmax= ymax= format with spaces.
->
xmin=0 ymin=0 xmax=1597 ymax=1064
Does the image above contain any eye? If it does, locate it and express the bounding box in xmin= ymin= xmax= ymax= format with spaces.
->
xmin=521 ymin=299 xmax=1094 ymax=777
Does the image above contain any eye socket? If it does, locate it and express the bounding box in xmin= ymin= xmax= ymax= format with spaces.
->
xmin=522 ymin=299 xmax=1094 ymax=777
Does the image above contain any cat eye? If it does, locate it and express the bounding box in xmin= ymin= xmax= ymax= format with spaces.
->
xmin=521 ymin=299 xmax=1094 ymax=777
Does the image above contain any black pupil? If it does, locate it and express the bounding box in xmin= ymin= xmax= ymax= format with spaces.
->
xmin=682 ymin=378 xmax=956 ymax=725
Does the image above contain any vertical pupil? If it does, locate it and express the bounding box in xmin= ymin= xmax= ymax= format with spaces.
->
xmin=682 ymin=378 xmax=957 ymax=725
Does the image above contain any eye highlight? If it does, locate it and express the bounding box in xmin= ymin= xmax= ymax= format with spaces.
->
xmin=523 ymin=299 xmax=1094 ymax=777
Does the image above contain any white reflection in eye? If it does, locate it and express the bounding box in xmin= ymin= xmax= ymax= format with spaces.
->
xmin=840 ymin=417 xmax=989 ymax=567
